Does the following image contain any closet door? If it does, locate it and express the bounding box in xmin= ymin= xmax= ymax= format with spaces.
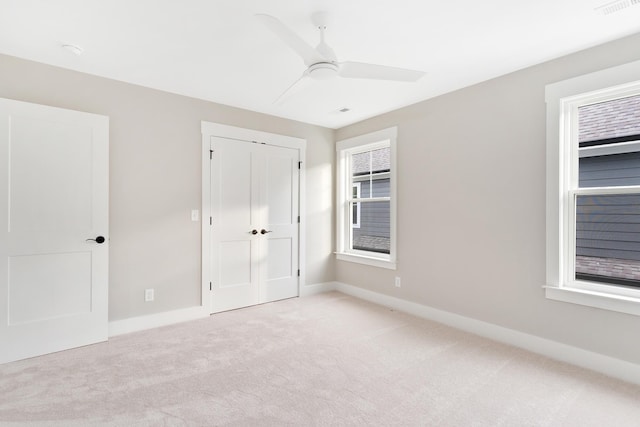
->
xmin=0 ymin=98 xmax=109 ymax=364
xmin=262 ymin=147 xmax=299 ymax=303
xmin=209 ymin=137 xmax=298 ymax=313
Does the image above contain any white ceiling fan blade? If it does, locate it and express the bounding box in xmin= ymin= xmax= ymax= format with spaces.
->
xmin=338 ymin=61 xmax=425 ymax=82
xmin=256 ymin=14 xmax=324 ymax=66
xmin=274 ymin=73 xmax=312 ymax=105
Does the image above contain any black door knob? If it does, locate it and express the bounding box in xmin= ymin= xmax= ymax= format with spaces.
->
xmin=260 ymin=229 xmax=272 ymax=235
xmin=86 ymin=236 xmax=106 ymax=244
xmin=251 ymin=229 xmax=258 ymax=235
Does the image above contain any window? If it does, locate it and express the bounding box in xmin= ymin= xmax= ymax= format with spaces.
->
xmin=336 ymin=127 xmax=397 ymax=269
xmin=546 ymin=59 xmax=640 ymax=316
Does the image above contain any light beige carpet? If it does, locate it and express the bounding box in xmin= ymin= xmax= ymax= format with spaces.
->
xmin=1 ymin=292 xmax=639 ymax=426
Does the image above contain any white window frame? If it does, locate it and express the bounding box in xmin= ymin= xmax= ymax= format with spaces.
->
xmin=336 ymin=127 xmax=397 ymax=269
xmin=546 ymin=59 xmax=640 ymax=316
xmin=352 ymin=182 xmax=361 ymax=229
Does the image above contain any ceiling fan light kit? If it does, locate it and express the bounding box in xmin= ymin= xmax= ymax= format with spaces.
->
xmin=307 ymin=62 xmax=338 ymax=80
xmin=256 ymin=12 xmax=425 ymax=104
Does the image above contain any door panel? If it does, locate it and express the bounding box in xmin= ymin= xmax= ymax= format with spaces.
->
xmin=210 ymin=139 xmax=260 ymax=312
xmin=9 ymin=117 xmax=93 ymax=232
xmin=263 ymin=149 xmax=298 ymax=302
xmin=210 ymin=137 xmax=298 ymax=313
xmin=266 ymin=154 xmax=295 ymax=225
xmin=218 ymin=144 xmax=253 ymax=232
xmin=8 ymin=252 xmax=92 ymax=324
xmin=219 ymin=241 xmax=252 ymax=287
xmin=267 ymin=238 xmax=293 ymax=280
xmin=0 ymin=98 xmax=108 ymax=364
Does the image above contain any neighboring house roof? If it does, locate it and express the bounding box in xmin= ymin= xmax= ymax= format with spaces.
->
xmin=352 ymin=147 xmax=390 ymax=175
xmin=579 ymin=94 xmax=640 ymax=142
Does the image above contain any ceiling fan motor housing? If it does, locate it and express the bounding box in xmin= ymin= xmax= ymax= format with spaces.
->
xmin=308 ymin=62 xmax=339 ymax=80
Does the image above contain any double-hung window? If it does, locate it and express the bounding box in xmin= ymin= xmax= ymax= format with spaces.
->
xmin=336 ymin=127 xmax=397 ymax=269
xmin=546 ymin=59 xmax=640 ymax=316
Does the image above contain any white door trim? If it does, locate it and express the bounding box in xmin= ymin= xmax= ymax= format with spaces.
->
xmin=201 ymin=122 xmax=306 ymax=313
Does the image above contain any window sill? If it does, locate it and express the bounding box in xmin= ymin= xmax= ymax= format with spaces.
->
xmin=335 ymin=252 xmax=396 ymax=270
xmin=544 ymin=285 xmax=640 ymax=317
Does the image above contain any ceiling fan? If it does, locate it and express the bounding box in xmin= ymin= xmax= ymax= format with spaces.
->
xmin=256 ymin=12 xmax=425 ymax=104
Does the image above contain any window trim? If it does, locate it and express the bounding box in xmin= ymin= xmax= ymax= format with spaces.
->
xmin=546 ymin=59 xmax=640 ymax=316
xmin=336 ymin=127 xmax=397 ymax=270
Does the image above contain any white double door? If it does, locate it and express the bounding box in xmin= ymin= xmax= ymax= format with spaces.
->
xmin=0 ymin=98 xmax=109 ymax=364
xmin=209 ymin=137 xmax=299 ymax=313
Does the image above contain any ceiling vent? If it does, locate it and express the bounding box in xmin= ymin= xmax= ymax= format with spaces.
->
xmin=595 ymin=0 xmax=640 ymax=15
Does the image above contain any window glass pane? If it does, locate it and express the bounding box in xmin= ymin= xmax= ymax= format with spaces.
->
xmin=351 ymin=147 xmax=390 ymax=199
xmin=575 ymin=193 xmax=640 ymax=288
xmin=579 ymin=94 xmax=640 ymax=143
xmin=579 ymin=152 xmax=640 ymax=188
xmin=351 ymin=201 xmax=390 ymax=254
xmin=578 ymin=95 xmax=640 ymax=188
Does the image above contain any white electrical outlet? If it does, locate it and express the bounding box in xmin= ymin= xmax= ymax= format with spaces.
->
xmin=191 ymin=209 xmax=199 ymax=221
xmin=395 ymin=277 xmax=401 ymax=288
xmin=145 ymin=288 xmax=154 ymax=302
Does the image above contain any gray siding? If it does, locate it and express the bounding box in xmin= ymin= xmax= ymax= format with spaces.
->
xmin=353 ymin=178 xmax=390 ymax=253
xmin=579 ymin=152 xmax=640 ymax=188
xmin=359 ymin=178 xmax=390 ymax=198
xmin=576 ymin=193 xmax=640 ymax=261
xmin=356 ymin=201 xmax=390 ymax=238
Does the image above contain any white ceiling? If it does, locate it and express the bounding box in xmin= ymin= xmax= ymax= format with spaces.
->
xmin=1 ymin=0 xmax=640 ymax=129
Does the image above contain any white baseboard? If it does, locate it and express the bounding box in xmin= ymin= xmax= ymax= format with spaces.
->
xmin=106 ymin=282 xmax=640 ymax=386
xmin=330 ymin=282 xmax=640 ymax=386
xmin=109 ymin=282 xmax=339 ymax=336
xmin=299 ymin=281 xmax=338 ymax=297
xmin=109 ymin=306 xmax=209 ymax=337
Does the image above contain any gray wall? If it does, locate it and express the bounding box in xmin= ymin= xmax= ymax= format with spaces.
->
xmin=335 ymin=32 xmax=640 ymax=365
xmin=0 ymin=53 xmax=335 ymax=322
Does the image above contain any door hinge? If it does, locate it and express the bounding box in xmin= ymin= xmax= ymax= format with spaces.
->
xmin=209 ymin=149 xmax=213 ymax=159
xmin=209 ymin=282 xmax=212 ymax=291
xmin=210 ymin=217 xmax=212 ymax=225
xmin=298 ymin=161 xmax=302 ymax=169
xmin=297 ymin=269 xmax=300 ymax=277
xmin=297 ymin=215 xmax=300 ymax=223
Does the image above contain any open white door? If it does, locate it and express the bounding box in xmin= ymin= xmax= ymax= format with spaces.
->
xmin=0 ymin=98 xmax=109 ymax=364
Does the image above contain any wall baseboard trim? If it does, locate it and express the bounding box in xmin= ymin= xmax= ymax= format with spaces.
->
xmin=106 ymin=282 xmax=640 ymax=386
xmin=110 ymin=281 xmax=339 ymax=336
xmin=109 ymin=306 xmax=209 ymax=337
xmin=330 ymin=282 xmax=640 ymax=386
xmin=299 ymin=281 xmax=338 ymax=297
